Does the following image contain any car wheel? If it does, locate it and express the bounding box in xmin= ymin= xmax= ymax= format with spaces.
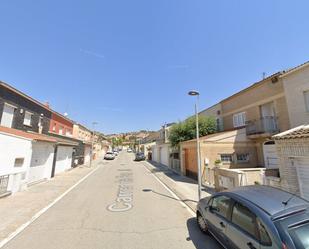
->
xmin=197 ymin=212 xmax=208 ymax=233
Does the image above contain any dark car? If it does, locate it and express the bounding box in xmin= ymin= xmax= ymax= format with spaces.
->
xmin=196 ymin=185 xmax=309 ymax=249
xmin=135 ymin=152 xmax=146 ymax=161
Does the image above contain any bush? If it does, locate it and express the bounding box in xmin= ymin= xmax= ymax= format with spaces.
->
xmin=169 ymin=116 xmax=217 ymax=147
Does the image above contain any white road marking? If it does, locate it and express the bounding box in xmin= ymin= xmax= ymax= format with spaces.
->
xmin=0 ymin=165 xmax=101 ymax=248
xmin=141 ymin=162 xmax=196 ymax=217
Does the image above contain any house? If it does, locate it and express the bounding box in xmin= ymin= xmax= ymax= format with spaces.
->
xmin=0 ymin=81 xmax=79 ymax=191
xmin=0 ymin=126 xmax=57 ymax=196
xmin=180 ymin=68 xmax=294 ymax=187
xmin=49 ymin=110 xmax=73 ymax=137
xmin=270 ymin=125 xmax=309 ymax=200
xmin=139 ymin=131 xmax=160 ymax=159
xmin=151 ymin=123 xmax=179 ymax=171
xmin=72 ymin=123 xmax=92 ymax=164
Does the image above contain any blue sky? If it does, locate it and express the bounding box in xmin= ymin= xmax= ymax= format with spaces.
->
xmin=0 ymin=0 xmax=309 ymax=134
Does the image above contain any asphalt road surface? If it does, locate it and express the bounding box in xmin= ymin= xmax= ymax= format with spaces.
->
xmin=3 ymin=152 xmax=222 ymax=249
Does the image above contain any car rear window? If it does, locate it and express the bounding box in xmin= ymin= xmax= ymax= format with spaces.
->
xmin=289 ymin=222 xmax=309 ymax=249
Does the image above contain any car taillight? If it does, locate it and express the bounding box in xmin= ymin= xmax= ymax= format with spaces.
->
xmin=282 ymin=242 xmax=288 ymax=249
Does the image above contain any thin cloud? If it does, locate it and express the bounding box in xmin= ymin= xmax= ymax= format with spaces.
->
xmin=80 ymin=48 xmax=105 ymax=59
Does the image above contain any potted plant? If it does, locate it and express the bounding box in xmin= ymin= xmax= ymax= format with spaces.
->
xmin=214 ymin=159 xmax=222 ymax=167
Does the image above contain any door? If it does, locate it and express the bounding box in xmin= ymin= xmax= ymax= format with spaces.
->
xmin=296 ymin=157 xmax=309 ymax=200
xmin=260 ymin=102 xmax=277 ymax=132
xmin=263 ymin=141 xmax=279 ymax=169
xmin=226 ymin=201 xmax=260 ymax=249
xmin=205 ymin=195 xmax=232 ymax=247
xmin=1 ymin=103 xmax=16 ymax=128
xmin=260 ymin=102 xmax=274 ymax=118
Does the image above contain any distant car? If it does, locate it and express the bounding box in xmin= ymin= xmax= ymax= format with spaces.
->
xmin=113 ymin=151 xmax=119 ymax=156
xmin=104 ymin=152 xmax=115 ymax=160
xmin=127 ymin=148 xmax=132 ymax=153
xmin=135 ymin=152 xmax=146 ymax=161
xmin=196 ymin=185 xmax=309 ymax=249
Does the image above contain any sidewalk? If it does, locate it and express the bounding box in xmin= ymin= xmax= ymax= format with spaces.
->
xmin=143 ymin=160 xmax=216 ymax=212
xmin=0 ymin=158 xmax=104 ymax=244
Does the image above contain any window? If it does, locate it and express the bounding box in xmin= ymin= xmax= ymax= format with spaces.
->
xmin=1 ymin=103 xmax=16 ymax=128
xmin=257 ymin=218 xmax=272 ymax=246
xmin=59 ymin=126 xmax=63 ymax=135
xmin=210 ymin=195 xmax=232 ymax=218
xmin=23 ymin=111 xmax=32 ymax=126
xmin=52 ymin=123 xmax=56 ymax=131
xmin=304 ymin=90 xmax=309 ymax=112
xmin=220 ymin=154 xmax=233 ymax=163
xmin=14 ymin=158 xmax=24 ymax=167
xmin=233 ymin=112 xmax=246 ymax=128
xmin=231 ymin=202 xmax=257 ymax=238
xmin=236 ymin=153 xmax=249 ymax=163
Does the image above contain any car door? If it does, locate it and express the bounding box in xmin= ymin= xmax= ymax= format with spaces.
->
xmin=226 ymin=201 xmax=260 ymax=249
xmin=205 ymin=195 xmax=232 ymax=248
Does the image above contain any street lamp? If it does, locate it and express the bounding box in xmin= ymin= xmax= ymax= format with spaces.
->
xmin=90 ymin=121 xmax=98 ymax=167
xmin=188 ymin=90 xmax=202 ymax=201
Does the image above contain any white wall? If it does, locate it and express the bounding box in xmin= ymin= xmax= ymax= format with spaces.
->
xmin=159 ymin=144 xmax=170 ymax=166
xmin=0 ymin=133 xmax=32 ymax=193
xmin=28 ymin=142 xmax=54 ymax=183
xmin=282 ymin=65 xmax=309 ymax=128
xmin=55 ymin=146 xmax=73 ymax=174
xmin=84 ymin=146 xmax=91 ymax=164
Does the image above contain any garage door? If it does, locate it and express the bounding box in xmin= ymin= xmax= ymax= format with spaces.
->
xmin=84 ymin=146 xmax=91 ymax=164
xmin=160 ymin=146 xmax=169 ymax=166
xmin=55 ymin=146 xmax=73 ymax=174
xmin=263 ymin=141 xmax=279 ymax=169
xmin=296 ymin=158 xmax=309 ymax=200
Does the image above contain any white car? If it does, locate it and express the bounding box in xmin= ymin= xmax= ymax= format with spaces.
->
xmin=127 ymin=148 xmax=132 ymax=153
xmin=104 ymin=152 xmax=115 ymax=160
xmin=113 ymin=151 xmax=119 ymax=156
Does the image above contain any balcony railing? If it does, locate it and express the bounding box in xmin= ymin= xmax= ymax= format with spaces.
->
xmin=246 ymin=116 xmax=279 ymax=136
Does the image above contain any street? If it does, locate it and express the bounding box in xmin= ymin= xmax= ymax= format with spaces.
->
xmin=2 ymin=152 xmax=222 ymax=249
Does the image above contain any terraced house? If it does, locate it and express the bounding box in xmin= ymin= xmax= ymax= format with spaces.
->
xmin=180 ymin=62 xmax=309 ymax=190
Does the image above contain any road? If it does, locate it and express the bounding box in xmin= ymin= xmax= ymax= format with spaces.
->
xmin=3 ymin=152 xmax=222 ymax=249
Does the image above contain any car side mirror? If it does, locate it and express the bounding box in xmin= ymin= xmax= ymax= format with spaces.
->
xmin=209 ymin=206 xmax=219 ymax=213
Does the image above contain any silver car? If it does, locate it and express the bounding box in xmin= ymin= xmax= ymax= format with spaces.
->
xmin=196 ymin=185 xmax=309 ymax=249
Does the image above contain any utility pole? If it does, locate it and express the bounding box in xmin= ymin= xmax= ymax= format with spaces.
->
xmin=90 ymin=121 xmax=98 ymax=167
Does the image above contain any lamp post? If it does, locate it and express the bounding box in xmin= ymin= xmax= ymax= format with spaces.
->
xmin=90 ymin=121 xmax=98 ymax=167
xmin=188 ymin=90 xmax=202 ymax=201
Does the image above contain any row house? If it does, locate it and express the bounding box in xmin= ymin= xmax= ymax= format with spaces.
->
xmin=0 ymin=81 xmax=78 ymax=196
xmin=151 ymin=123 xmax=182 ymax=173
xmin=72 ymin=123 xmax=92 ymax=164
xmin=180 ymin=62 xmax=308 ymax=189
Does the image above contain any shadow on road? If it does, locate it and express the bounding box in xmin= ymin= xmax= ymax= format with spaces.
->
xmin=186 ymin=218 xmax=223 ymax=249
xmin=144 ymin=160 xmax=216 ymax=195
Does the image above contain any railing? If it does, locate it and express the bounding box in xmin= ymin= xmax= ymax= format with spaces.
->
xmin=246 ymin=116 xmax=279 ymax=136
xmin=0 ymin=175 xmax=9 ymax=195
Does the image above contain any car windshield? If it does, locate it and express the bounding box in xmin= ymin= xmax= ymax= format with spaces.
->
xmin=289 ymin=222 xmax=309 ymax=249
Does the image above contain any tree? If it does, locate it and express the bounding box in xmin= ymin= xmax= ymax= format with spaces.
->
xmin=169 ymin=116 xmax=217 ymax=147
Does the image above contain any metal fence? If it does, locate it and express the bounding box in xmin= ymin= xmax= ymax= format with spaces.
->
xmin=0 ymin=175 xmax=9 ymax=195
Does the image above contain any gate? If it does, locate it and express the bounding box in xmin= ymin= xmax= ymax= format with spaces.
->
xmin=0 ymin=175 xmax=9 ymax=195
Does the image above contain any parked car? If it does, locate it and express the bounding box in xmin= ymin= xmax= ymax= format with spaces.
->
xmin=113 ymin=151 xmax=119 ymax=156
xmin=135 ymin=152 xmax=146 ymax=161
xmin=127 ymin=148 xmax=132 ymax=153
xmin=104 ymin=152 xmax=115 ymax=160
xmin=196 ymin=185 xmax=309 ymax=249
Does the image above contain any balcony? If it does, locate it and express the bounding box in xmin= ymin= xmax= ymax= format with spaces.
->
xmin=246 ymin=116 xmax=279 ymax=137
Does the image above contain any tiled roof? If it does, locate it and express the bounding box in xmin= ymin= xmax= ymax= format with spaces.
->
xmin=0 ymin=126 xmax=57 ymax=143
xmin=273 ymin=125 xmax=309 ymax=140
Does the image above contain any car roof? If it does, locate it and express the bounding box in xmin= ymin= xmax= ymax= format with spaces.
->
xmin=224 ymin=185 xmax=309 ymax=216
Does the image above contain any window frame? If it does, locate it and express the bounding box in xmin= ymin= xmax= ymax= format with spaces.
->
xmin=208 ymin=194 xmax=233 ymax=220
xmin=236 ymin=153 xmax=249 ymax=163
xmin=220 ymin=154 xmax=233 ymax=164
xmin=230 ymin=200 xmax=260 ymax=242
xmin=233 ymin=112 xmax=246 ymax=128
xmin=23 ymin=111 xmax=33 ymax=126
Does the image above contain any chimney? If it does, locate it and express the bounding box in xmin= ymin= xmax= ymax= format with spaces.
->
xmin=44 ymin=102 xmax=50 ymax=108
